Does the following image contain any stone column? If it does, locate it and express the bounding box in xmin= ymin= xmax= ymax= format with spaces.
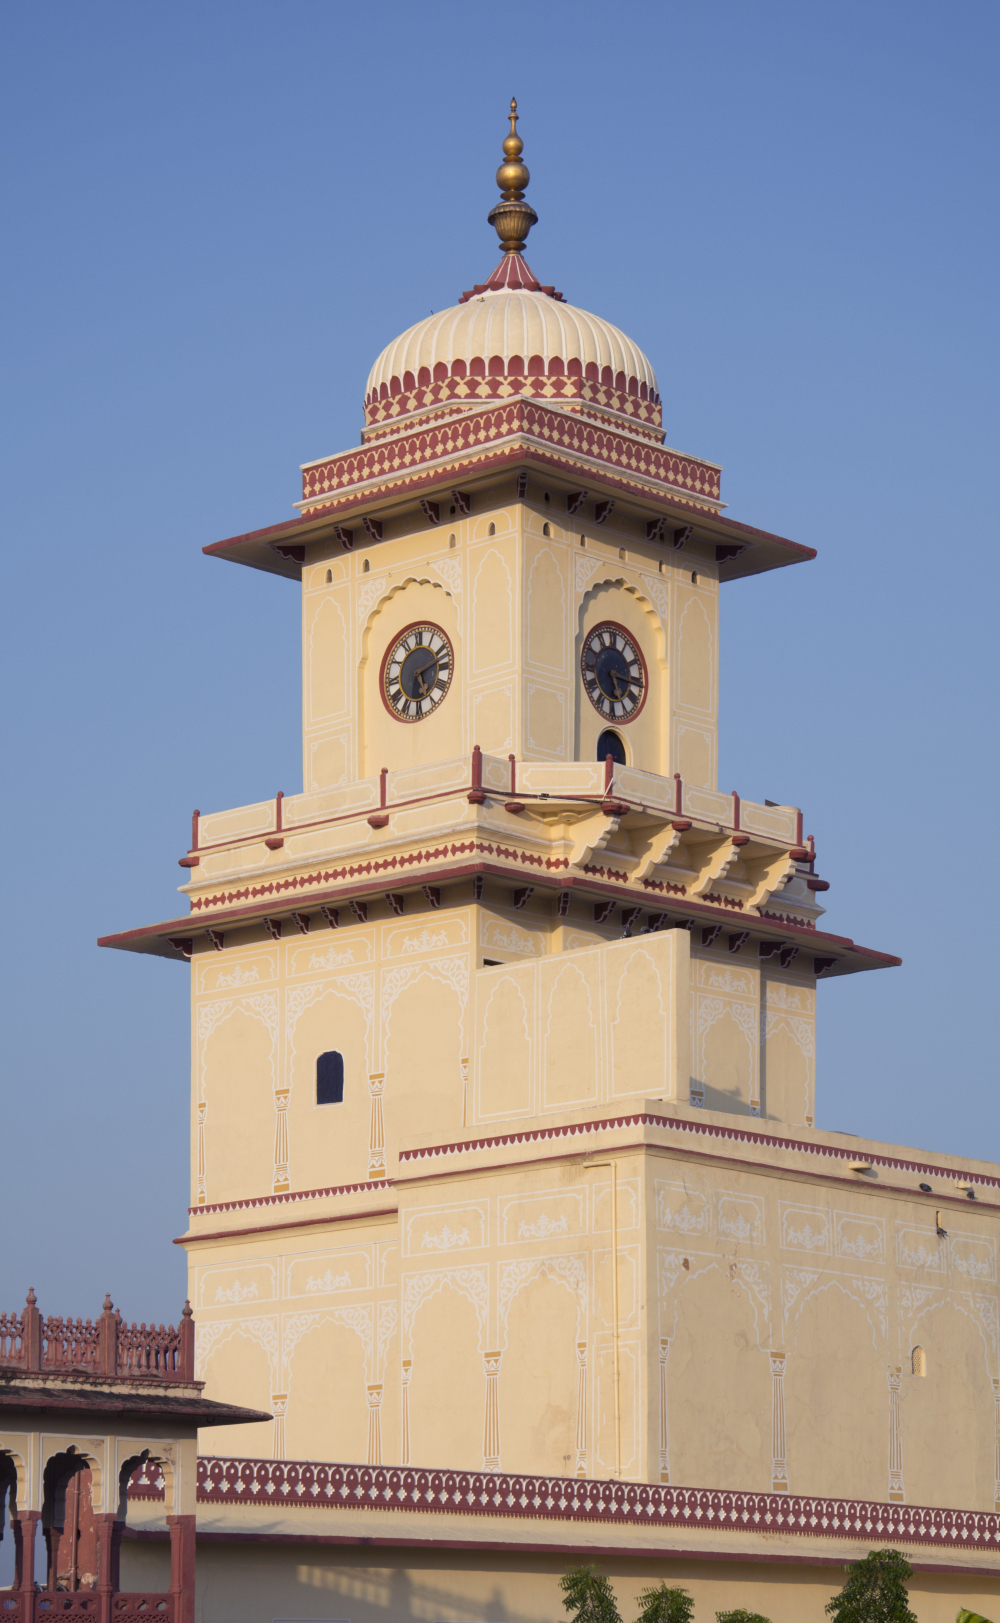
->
xmin=167 ymin=1515 xmax=196 ymax=1623
xmin=367 ymin=1074 xmax=386 ymax=1180
xmin=887 ymin=1366 xmax=904 ymax=1501
xmin=659 ymin=1338 xmax=671 ymax=1483
xmin=272 ymin=1089 xmax=290 ymax=1192
xmin=770 ymin=1352 xmax=788 ymax=1491
xmin=14 ymin=1510 xmax=41 ymax=1605
xmin=271 ymin=1393 xmax=288 ymax=1460
xmin=575 ymin=1341 xmax=588 ymax=1477
xmin=400 ymin=1361 xmax=412 ymax=1466
xmin=482 ymin=1351 xmax=502 ymax=1472
xmin=367 ymin=1384 xmax=384 ymax=1467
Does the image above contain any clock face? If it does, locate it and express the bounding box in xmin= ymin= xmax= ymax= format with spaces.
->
xmin=581 ymin=622 xmax=647 ymax=722
xmin=381 ymin=622 xmax=454 ymax=722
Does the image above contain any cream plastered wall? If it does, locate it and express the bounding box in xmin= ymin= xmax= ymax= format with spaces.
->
xmin=190 ymin=897 xmax=814 ymax=1219
xmin=300 ymin=481 xmax=719 ymax=790
xmin=156 ymin=1537 xmax=1000 ymax=1623
xmin=190 ymin=1126 xmax=1000 ymax=1518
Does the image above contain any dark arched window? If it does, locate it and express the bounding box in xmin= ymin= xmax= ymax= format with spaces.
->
xmin=316 ymin=1051 xmax=344 ymax=1105
xmin=597 ymin=729 xmax=627 ymax=766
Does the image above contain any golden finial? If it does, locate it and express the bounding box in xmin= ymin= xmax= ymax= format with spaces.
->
xmin=488 ymin=97 xmax=538 ymax=255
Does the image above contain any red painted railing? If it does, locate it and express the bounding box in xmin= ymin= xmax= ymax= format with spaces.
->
xmin=0 ymin=1294 xmax=194 ymax=1383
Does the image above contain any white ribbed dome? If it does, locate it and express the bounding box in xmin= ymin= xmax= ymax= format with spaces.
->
xmin=365 ymin=288 xmax=658 ymax=399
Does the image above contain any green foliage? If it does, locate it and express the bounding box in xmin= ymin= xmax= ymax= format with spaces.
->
xmin=560 ymin=1567 xmax=622 ymax=1623
xmin=825 ymin=1549 xmax=918 ymax=1623
xmin=716 ymin=1611 xmax=772 ymax=1622
xmin=957 ymin=1611 xmax=995 ymax=1623
xmin=634 ymin=1582 xmax=695 ymax=1623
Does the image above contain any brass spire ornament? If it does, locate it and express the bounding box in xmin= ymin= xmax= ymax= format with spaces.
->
xmin=487 ymin=98 xmax=538 ymax=254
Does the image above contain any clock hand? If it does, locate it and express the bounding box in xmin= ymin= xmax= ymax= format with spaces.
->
xmin=411 ymin=655 xmax=436 ymax=696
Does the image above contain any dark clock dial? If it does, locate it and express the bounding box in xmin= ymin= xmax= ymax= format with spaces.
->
xmin=581 ymin=622 xmax=646 ymax=721
xmin=382 ymin=623 xmax=454 ymax=722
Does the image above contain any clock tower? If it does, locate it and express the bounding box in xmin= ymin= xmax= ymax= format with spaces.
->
xmin=106 ymin=108 xmax=1000 ymax=1547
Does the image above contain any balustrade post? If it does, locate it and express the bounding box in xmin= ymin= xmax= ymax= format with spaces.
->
xmin=98 ymin=1296 xmax=118 ymax=1376
xmin=179 ymin=1302 xmax=195 ymax=1381
xmin=22 ymin=1291 xmax=41 ymax=1372
xmin=167 ymin=1514 xmax=196 ymax=1623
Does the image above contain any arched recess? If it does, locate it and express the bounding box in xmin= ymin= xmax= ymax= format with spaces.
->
xmin=119 ymin=1448 xmax=174 ymax=1518
xmin=198 ymin=996 xmax=277 ymax=1205
xmin=285 ymin=977 xmax=373 ymax=1189
xmin=575 ymin=578 xmax=667 ymax=774
xmin=0 ymin=1449 xmax=24 ymax=1524
xmin=197 ymin=1321 xmax=276 ymax=1456
xmin=784 ymin=1280 xmax=887 ymax=1500
xmin=283 ymin=1313 xmax=370 ymax=1463
xmin=499 ymin=1262 xmax=584 ymax=1477
xmin=383 ymin=964 xmax=466 ymax=1162
xmin=406 ymin=1277 xmax=485 ymax=1472
xmin=41 ymin=1448 xmax=102 ymax=1591
xmin=900 ymin=1297 xmax=997 ymax=1511
xmin=664 ymin=1263 xmax=771 ymax=1492
xmin=359 ymin=577 xmax=459 ymax=776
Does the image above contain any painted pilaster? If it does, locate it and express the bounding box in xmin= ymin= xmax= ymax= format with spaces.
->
xmin=271 ymin=1393 xmax=288 ymax=1460
xmin=400 ymin=1360 xmax=412 ymax=1466
xmin=196 ymin=1103 xmax=207 ymax=1205
xmin=366 ymin=1384 xmax=383 ymax=1467
xmin=368 ymin=1073 xmax=386 ymax=1179
xmin=993 ymin=1378 xmax=1000 ymax=1511
xmin=770 ymin=1352 xmax=788 ymax=1491
xmin=659 ymin=1338 xmax=671 ymax=1483
xmin=483 ymin=1351 xmax=502 ymax=1471
xmin=887 ymin=1366 xmax=904 ymax=1502
xmin=575 ymin=1341 xmax=588 ymax=1477
xmin=272 ymin=1090 xmax=290 ymax=1193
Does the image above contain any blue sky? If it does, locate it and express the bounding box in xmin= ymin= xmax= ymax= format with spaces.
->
xmin=1 ymin=0 xmax=997 ymax=1319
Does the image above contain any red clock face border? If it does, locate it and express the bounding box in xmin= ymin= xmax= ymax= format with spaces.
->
xmin=379 ymin=621 xmax=455 ymax=723
xmin=580 ymin=620 xmax=648 ymax=724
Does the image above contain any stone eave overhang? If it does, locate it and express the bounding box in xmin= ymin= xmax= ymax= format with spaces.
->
xmin=97 ymin=865 xmax=899 ymax=979
xmin=0 ymin=1374 xmax=269 ymax=1428
xmin=202 ymin=450 xmax=815 ymax=585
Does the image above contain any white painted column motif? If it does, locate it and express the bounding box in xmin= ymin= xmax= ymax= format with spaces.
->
xmin=482 ymin=1351 xmax=502 ymax=1472
xmin=575 ymin=1341 xmax=588 ymax=1477
xmin=460 ymin=1057 xmax=469 ymax=1129
xmin=366 ymin=1384 xmax=383 ymax=1467
xmin=271 ymin=1393 xmax=288 ymax=1460
xmin=659 ymin=1338 xmax=671 ymax=1483
xmin=196 ymin=1103 xmax=207 ymax=1204
xmin=887 ymin=1366 xmax=904 ymax=1502
xmin=367 ymin=1073 xmax=386 ymax=1180
xmin=272 ymin=1089 xmax=290 ymax=1192
xmin=400 ymin=1360 xmax=412 ymax=1466
xmin=770 ymin=1352 xmax=788 ymax=1491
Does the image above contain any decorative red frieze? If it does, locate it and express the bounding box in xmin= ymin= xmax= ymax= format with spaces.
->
xmin=189 ymin=841 xmax=570 ymax=914
xmin=301 ymin=399 xmax=720 ymax=510
xmin=760 ymin=908 xmax=816 ymax=931
xmin=640 ymin=877 xmax=687 ymax=896
xmin=189 ymin=1180 xmax=395 ymax=1219
xmin=581 ymin=863 xmax=629 ymax=883
xmin=194 ymin=1457 xmax=1000 ymax=1550
xmin=396 ymin=1110 xmax=1000 ymax=1195
xmin=702 ymin=893 xmax=745 ymax=911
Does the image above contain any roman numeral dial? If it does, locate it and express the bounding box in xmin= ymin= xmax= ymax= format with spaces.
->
xmin=580 ymin=622 xmax=647 ymax=722
xmin=381 ymin=623 xmax=454 ymax=722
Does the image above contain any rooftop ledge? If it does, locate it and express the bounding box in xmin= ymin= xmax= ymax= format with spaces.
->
xmin=98 ymin=753 xmax=900 ymax=980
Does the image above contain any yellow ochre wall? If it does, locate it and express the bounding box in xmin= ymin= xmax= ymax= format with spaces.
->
xmin=300 ymin=479 xmax=719 ymax=791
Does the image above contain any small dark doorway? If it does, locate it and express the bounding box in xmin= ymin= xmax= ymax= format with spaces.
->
xmin=597 ymin=729 xmax=627 ymax=766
